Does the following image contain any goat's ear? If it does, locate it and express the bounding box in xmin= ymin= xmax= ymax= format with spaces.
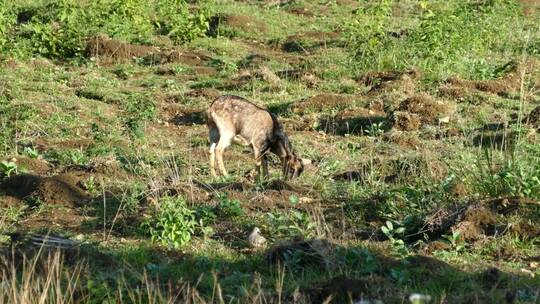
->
xmin=301 ymin=158 xmax=312 ymax=166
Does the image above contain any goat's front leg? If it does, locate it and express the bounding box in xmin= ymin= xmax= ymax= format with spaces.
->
xmin=261 ymin=156 xmax=269 ymax=180
xmin=281 ymin=157 xmax=290 ymax=180
xmin=254 ymin=150 xmax=264 ymax=182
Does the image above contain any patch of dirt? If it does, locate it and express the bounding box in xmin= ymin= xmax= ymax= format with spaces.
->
xmin=281 ymin=31 xmax=341 ymax=53
xmin=417 ymin=197 xmax=540 ymax=243
xmin=357 ymin=69 xmax=419 ymax=94
xmin=304 ymin=275 xmax=393 ymax=303
xmin=317 ymin=108 xmax=386 ymax=135
xmin=333 ymin=155 xmax=440 ymax=184
xmin=524 ymin=105 xmax=540 ymax=130
xmin=287 ymin=7 xmax=314 ymax=17
xmin=143 ymin=49 xmax=214 ymax=66
xmin=34 ymin=138 xmax=93 ymax=152
xmin=276 ymin=69 xmax=320 ymax=87
xmin=185 ymin=88 xmax=221 ymax=100
xmin=219 ymin=66 xmax=282 ymax=90
xmin=8 ymin=157 xmax=51 ymax=175
xmin=391 ymin=111 xmax=421 ymax=131
xmin=86 ymin=35 xmax=158 ymax=63
xmin=291 ymin=94 xmax=355 ymax=114
xmin=451 ymin=205 xmax=498 ymax=241
xmin=508 ymin=220 xmax=540 ymax=239
xmin=393 ymin=93 xmax=454 ymax=128
xmin=441 ymin=60 xmax=540 ymax=99
xmin=336 ymin=0 xmax=361 ymax=7
xmin=237 ymin=53 xmax=271 ymax=68
xmin=208 ymin=14 xmax=267 ymax=37
xmin=382 ymin=131 xmax=421 ymax=149
xmin=170 ymin=109 xmax=206 ymax=126
xmin=0 ymin=173 xmax=91 ymax=207
xmin=520 ymin=0 xmax=540 ymax=15
xmin=265 ymin=239 xmax=335 ymax=268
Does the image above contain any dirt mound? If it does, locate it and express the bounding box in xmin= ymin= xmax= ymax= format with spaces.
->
xmin=382 ymin=131 xmax=421 ymax=148
xmin=1 ymin=173 xmax=90 ymax=207
xmin=282 ymin=31 xmax=341 ymax=53
xmin=287 ymin=7 xmax=314 ymax=17
xmin=317 ymin=108 xmax=386 ymax=135
xmin=391 ymin=111 xmax=421 ymax=131
xmin=392 ymin=93 xmax=453 ymax=129
xmin=208 ymin=14 xmax=267 ymax=37
xmin=143 ymin=49 xmax=213 ymax=66
xmin=333 ymin=155 xmax=442 ymax=184
xmin=357 ymin=70 xmax=419 ymax=93
xmin=86 ymin=35 xmax=157 ymax=62
xmin=291 ymin=94 xmax=355 ymax=114
xmin=524 ymin=105 xmax=540 ymax=129
xmin=185 ymin=88 xmax=221 ymax=100
xmin=520 ymin=0 xmax=540 ymax=15
xmin=304 ymin=275 xmax=393 ymax=303
xmin=219 ymin=66 xmax=282 ymax=90
xmin=170 ymin=109 xmax=206 ymax=126
xmin=237 ymin=53 xmax=271 ymax=68
xmin=8 ymin=157 xmax=51 ymax=175
xmin=265 ymin=239 xmax=335 ymax=269
xmin=420 ymin=197 xmax=540 ymax=242
xmin=276 ymin=69 xmax=320 ymax=87
xmin=441 ymin=60 xmax=540 ymax=99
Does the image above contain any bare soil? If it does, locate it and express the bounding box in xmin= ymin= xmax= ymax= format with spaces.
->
xmin=291 ymin=94 xmax=355 ymax=114
xmin=1 ymin=173 xmax=90 ymax=207
xmin=86 ymin=35 xmax=158 ymax=62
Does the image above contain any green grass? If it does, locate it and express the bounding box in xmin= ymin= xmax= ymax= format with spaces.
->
xmin=1 ymin=0 xmax=540 ymax=303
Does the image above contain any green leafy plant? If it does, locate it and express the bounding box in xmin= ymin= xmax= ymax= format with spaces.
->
xmin=215 ymin=194 xmax=244 ymax=218
xmin=442 ymin=231 xmax=465 ymax=252
xmin=23 ymin=147 xmax=40 ymax=159
xmin=381 ymin=220 xmax=408 ymax=257
xmin=0 ymin=161 xmax=18 ymax=177
xmin=364 ymin=122 xmax=385 ymax=137
xmin=143 ymin=196 xmax=196 ymax=248
xmin=267 ymin=210 xmax=316 ymax=239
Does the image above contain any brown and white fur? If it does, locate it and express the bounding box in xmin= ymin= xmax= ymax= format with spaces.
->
xmin=207 ymin=95 xmax=307 ymax=180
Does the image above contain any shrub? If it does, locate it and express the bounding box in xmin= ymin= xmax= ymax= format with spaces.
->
xmin=2 ymin=0 xmax=209 ymax=59
xmin=346 ymin=0 xmax=528 ymax=81
xmin=144 ymin=196 xmax=196 ymax=248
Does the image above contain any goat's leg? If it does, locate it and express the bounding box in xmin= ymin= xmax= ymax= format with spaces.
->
xmin=262 ymin=155 xmax=269 ymax=180
xmin=281 ymin=157 xmax=289 ymax=180
xmin=208 ymin=125 xmax=220 ymax=177
xmin=209 ymin=143 xmax=217 ymax=177
xmin=216 ymin=133 xmax=233 ymax=177
xmin=254 ymin=149 xmax=263 ymax=182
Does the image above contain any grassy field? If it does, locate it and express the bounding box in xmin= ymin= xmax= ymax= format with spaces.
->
xmin=1 ymin=0 xmax=540 ymax=303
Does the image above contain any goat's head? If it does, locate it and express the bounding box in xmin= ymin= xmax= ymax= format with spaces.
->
xmin=285 ymin=153 xmax=310 ymax=179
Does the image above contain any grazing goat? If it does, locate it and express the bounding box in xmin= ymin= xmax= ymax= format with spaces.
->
xmin=207 ymin=95 xmax=307 ymax=180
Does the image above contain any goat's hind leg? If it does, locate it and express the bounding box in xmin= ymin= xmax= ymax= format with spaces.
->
xmin=216 ymin=132 xmax=233 ymax=177
xmin=208 ymin=125 xmax=220 ymax=177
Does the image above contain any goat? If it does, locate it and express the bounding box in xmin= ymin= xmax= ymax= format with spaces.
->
xmin=207 ymin=95 xmax=308 ymax=180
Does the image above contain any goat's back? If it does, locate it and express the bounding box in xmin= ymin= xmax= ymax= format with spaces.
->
xmin=207 ymin=95 xmax=276 ymax=142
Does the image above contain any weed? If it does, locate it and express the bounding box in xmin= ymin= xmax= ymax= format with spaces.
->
xmin=0 ymin=160 xmax=18 ymax=177
xmin=215 ymin=194 xmax=244 ymax=218
xmin=442 ymin=231 xmax=465 ymax=252
xmin=267 ymin=210 xmax=316 ymax=239
xmin=22 ymin=146 xmax=39 ymax=159
xmin=143 ymin=196 xmax=196 ymax=248
xmin=381 ymin=220 xmax=408 ymax=257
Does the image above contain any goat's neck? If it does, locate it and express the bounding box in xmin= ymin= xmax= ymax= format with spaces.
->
xmin=271 ymin=138 xmax=293 ymax=160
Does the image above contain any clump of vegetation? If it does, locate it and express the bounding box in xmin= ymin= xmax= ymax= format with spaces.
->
xmin=143 ymin=196 xmax=196 ymax=248
xmin=0 ymin=0 xmax=209 ymax=59
xmin=347 ymin=0 xmax=530 ymax=81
